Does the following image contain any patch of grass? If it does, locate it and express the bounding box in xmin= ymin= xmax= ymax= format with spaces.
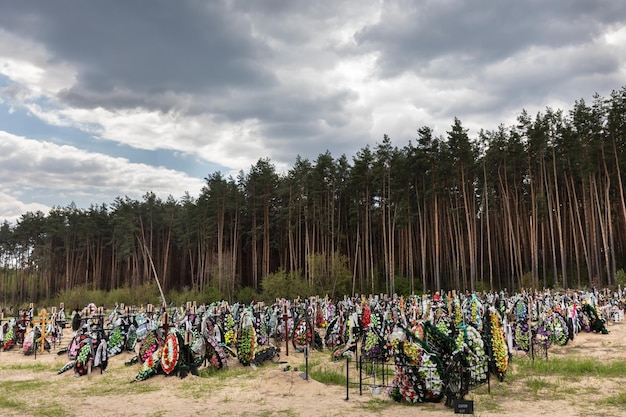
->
xmin=486 ymin=355 xmax=626 ymax=408
xmin=516 ymin=356 xmax=626 ymax=378
xmin=199 ymin=365 xmax=249 ymax=381
xmin=475 ymin=379 xmax=511 ymax=399
xmin=525 ymin=377 xmax=555 ymax=397
xmin=308 ymin=366 xmax=345 ymax=385
xmin=29 ymin=402 xmax=68 ymax=417
xmin=129 ymin=381 xmax=162 ymax=394
xmin=321 ymin=412 xmax=349 ymax=417
xmin=0 ymin=378 xmax=48 ymax=393
xmin=0 ymin=362 xmax=57 ymax=372
xmin=302 ymin=355 xmax=353 ymax=386
xmin=178 ymin=378 xmax=215 ymax=399
xmin=257 ymin=409 xmax=300 ymax=417
xmin=0 ymin=376 xmax=69 ymax=416
xmin=558 ymin=384 xmax=582 ymax=396
xmin=0 ymin=397 xmax=26 ymax=410
xmin=81 ymin=376 xmax=159 ymax=397
xmin=358 ymin=398 xmax=391 ymax=412
xmin=603 ymin=392 xmax=626 ymax=407
xmin=473 ymin=392 xmax=504 ymax=413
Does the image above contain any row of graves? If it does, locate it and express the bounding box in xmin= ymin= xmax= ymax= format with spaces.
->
xmin=0 ymin=288 xmax=621 ymax=408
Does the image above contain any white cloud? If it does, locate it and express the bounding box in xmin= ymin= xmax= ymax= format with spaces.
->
xmin=0 ymin=191 xmax=50 ymax=224
xmin=0 ymin=131 xmax=205 ymax=222
xmin=0 ymin=29 xmax=76 ymax=100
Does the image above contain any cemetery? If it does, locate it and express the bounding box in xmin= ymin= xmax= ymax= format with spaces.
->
xmin=1 ymin=288 xmax=625 ymax=416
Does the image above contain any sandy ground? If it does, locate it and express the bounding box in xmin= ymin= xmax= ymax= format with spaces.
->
xmin=2 ymin=319 xmax=626 ymax=417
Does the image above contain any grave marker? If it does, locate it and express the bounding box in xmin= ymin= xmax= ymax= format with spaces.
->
xmin=454 ymin=399 xmax=474 ymax=414
xmin=159 ymin=312 xmax=170 ymax=335
xmin=31 ymin=308 xmax=53 ymax=353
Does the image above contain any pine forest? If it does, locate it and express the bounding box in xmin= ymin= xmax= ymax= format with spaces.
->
xmin=2 ymin=87 xmax=626 ymax=305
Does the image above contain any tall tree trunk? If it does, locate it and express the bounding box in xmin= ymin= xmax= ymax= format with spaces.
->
xmin=484 ymin=163 xmax=494 ymax=291
xmin=552 ymin=148 xmax=567 ymax=288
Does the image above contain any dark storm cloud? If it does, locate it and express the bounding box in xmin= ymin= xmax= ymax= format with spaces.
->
xmin=259 ymin=89 xmax=355 ymax=126
xmin=347 ymin=0 xmax=626 ymax=134
xmin=1 ymin=0 xmax=624 ymax=166
xmin=355 ymin=0 xmax=626 ymax=78
xmin=0 ymin=0 xmax=276 ymax=110
xmin=0 ymin=0 xmax=362 ymax=146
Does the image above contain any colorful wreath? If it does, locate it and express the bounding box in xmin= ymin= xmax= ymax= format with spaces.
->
xmin=22 ymin=328 xmax=36 ymax=355
xmin=582 ymin=303 xmax=609 ymax=334
xmin=423 ymin=320 xmax=456 ymax=360
xmin=361 ymin=305 xmax=371 ymax=328
xmin=489 ymin=309 xmax=508 ymax=378
xmin=465 ymin=296 xmax=483 ymax=331
xmin=67 ymin=334 xmax=82 ymax=359
xmin=514 ymin=298 xmax=528 ymax=322
xmin=513 ymin=322 xmax=530 ymax=351
xmin=534 ymin=325 xmax=552 ymax=349
xmin=224 ymin=314 xmax=236 ymax=346
xmin=453 ymin=299 xmax=463 ymax=327
xmin=139 ymin=331 xmax=160 ymax=363
xmin=160 ymin=332 xmax=180 ymax=375
xmin=126 ymin=325 xmax=138 ymax=352
xmin=324 ymin=316 xmax=344 ymax=349
xmin=74 ymin=339 xmax=93 ymax=376
xmin=254 ymin=313 xmax=268 ymax=346
xmin=455 ymin=324 xmax=488 ymax=385
xmin=435 ymin=316 xmax=452 ymax=337
xmin=362 ymin=327 xmax=388 ymax=360
xmin=2 ymin=324 xmax=15 ymax=351
xmin=107 ymin=326 xmax=125 ymax=356
xmin=316 ymin=307 xmax=326 ymax=328
xmin=546 ymin=312 xmax=569 ymax=346
xmin=236 ymin=325 xmax=257 ymax=366
xmin=325 ymin=303 xmax=335 ymax=323
xmin=136 ymin=348 xmax=161 ymax=381
xmin=205 ymin=336 xmax=228 ymax=369
xmin=577 ymin=308 xmax=591 ymax=332
xmin=389 ymin=338 xmax=444 ymax=403
xmin=292 ymin=318 xmax=313 ymax=351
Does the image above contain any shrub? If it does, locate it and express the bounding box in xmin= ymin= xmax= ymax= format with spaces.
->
xmin=259 ymin=269 xmax=313 ymax=302
xmin=236 ymin=286 xmax=257 ymax=304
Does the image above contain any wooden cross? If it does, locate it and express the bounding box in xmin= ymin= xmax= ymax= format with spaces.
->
xmin=159 ymin=311 xmax=171 ymax=335
xmin=31 ymin=308 xmax=53 ymax=353
xmin=16 ymin=310 xmax=30 ymax=345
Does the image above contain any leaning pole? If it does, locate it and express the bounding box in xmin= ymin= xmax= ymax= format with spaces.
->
xmin=137 ymin=236 xmax=167 ymax=308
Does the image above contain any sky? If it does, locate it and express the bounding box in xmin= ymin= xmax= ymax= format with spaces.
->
xmin=1 ymin=1 xmax=625 ymax=224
